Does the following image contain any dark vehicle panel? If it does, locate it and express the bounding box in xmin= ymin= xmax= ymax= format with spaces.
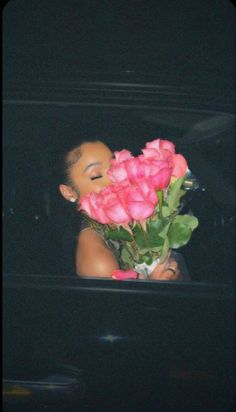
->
xmin=3 ymin=275 xmax=235 ymax=411
xmin=3 ymin=80 xmax=235 ymax=283
xmin=3 ymin=80 xmax=235 ymax=411
xmin=3 ymin=1 xmax=235 ymax=410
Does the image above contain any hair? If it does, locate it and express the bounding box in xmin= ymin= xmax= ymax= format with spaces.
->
xmin=52 ymin=136 xmax=113 ymax=275
xmin=55 ymin=137 xmax=100 ymax=187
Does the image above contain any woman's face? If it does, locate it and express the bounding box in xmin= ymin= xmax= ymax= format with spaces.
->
xmin=68 ymin=141 xmax=113 ymax=197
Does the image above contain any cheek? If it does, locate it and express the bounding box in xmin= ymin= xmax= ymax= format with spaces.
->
xmin=77 ymin=183 xmax=91 ymax=197
xmin=88 ymin=181 xmax=104 ymax=194
xmin=85 ymin=181 xmax=110 ymax=196
xmin=70 ymin=177 xmax=88 ymax=197
xmin=76 ymin=180 xmax=100 ymax=197
xmin=73 ymin=175 xmax=111 ymax=197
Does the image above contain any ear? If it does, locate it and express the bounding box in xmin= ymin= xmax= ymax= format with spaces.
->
xmin=59 ymin=184 xmax=78 ymax=202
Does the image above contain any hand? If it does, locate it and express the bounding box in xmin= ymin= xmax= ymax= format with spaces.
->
xmin=149 ymin=252 xmax=183 ymax=281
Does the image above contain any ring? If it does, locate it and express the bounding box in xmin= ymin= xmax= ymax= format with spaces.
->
xmin=167 ymin=266 xmax=176 ymax=274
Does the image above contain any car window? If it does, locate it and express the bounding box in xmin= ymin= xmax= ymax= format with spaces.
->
xmin=3 ymin=97 xmax=235 ymax=284
xmin=3 ymin=0 xmax=235 ymax=285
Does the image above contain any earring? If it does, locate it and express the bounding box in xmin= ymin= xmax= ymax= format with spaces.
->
xmin=70 ymin=197 xmax=76 ymax=203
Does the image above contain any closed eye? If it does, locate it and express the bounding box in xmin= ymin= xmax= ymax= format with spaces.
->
xmin=90 ymin=175 xmax=102 ymax=180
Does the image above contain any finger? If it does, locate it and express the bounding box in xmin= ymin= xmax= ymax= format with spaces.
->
xmin=162 ymin=262 xmax=182 ymax=280
xmin=149 ymin=256 xmax=181 ymax=280
xmin=161 ymin=270 xmax=181 ymax=281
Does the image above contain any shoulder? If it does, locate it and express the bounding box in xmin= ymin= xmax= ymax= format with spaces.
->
xmin=76 ymin=228 xmax=119 ymax=277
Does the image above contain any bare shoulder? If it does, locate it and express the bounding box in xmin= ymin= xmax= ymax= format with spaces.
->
xmin=78 ymin=228 xmax=105 ymax=245
xmin=76 ymin=228 xmax=119 ymax=277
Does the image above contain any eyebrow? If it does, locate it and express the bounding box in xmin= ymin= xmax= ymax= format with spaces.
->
xmin=83 ymin=153 xmax=115 ymax=173
xmin=83 ymin=161 xmax=102 ymax=173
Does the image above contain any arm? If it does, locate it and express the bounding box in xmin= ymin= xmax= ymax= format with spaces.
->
xmin=76 ymin=230 xmax=182 ymax=280
xmin=76 ymin=228 xmax=119 ymax=277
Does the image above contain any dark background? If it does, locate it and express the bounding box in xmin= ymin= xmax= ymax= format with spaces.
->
xmin=2 ymin=0 xmax=235 ymax=282
xmin=3 ymin=0 xmax=235 ymax=88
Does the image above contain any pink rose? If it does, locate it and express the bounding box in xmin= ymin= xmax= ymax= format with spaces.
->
xmin=145 ymin=138 xmax=175 ymax=153
xmin=171 ymin=154 xmax=188 ymax=178
xmin=112 ymin=149 xmax=133 ymax=163
xmin=142 ymin=147 xmax=172 ymax=161
xmin=135 ymin=180 xmax=158 ymax=206
xmin=136 ymin=157 xmax=172 ymax=190
xmin=142 ymin=138 xmax=188 ymax=178
xmin=101 ymin=194 xmax=131 ymax=225
xmin=109 ymin=154 xmax=173 ymax=190
xmin=108 ymin=161 xmax=128 ymax=182
xmin=79 ymin=185 xmax=131 ymax=225
xmin=108 ymin=180 xmax=131 ymax=195
xmin=142 ymin=139 xmax=175 ymax=162
xmin=123 ymin=157 xmax=146 ymax=183
xmin=79 ymin=139 xmax=188 ymax=226
xmin=141 ymin=156 xmax=171 ymax=174
xmin=109 ymin=157 xmax=146 ymax=184
xmin=79 ymin=192 xmax=111 ymax=224
xmin=113 ymin=149 xmax=133 ymax=162
xmin=117 ymin=183 xmax=156 ymax=221
xmin=141 ymin=147 xmax=161 ymax=159
xmin=78 ymin=193 xmax=94 ymax=216
xmin=148 ymin=166 xmax=172 ymax=189
xmin=112 ymin=269 xmax=138 ymax=280
xmin=108 ymin=150 xmax=133 ymax=182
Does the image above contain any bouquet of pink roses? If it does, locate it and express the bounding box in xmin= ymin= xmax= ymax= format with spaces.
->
xmin=79 ymin=138 xmax=198 ymax=277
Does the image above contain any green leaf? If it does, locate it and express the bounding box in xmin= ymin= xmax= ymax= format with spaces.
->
xmin=138 ymin=254 xmax=145 ymax=264
xmin=168 ymin=222 xmax=192 ymax=249
xmin=149 ymin=246 xmax=162 ymax=253
xmin=149 ymin=233 xmax=166 ymax=247
xmin=125 ymin=242 xmax=137 ymax=260
xmin=133 ymin=220 xmax=169 ymax=249
xmin=142 ymin=255 xmax=153 ymax=265
xmin=161 ymin=206 xmax=171 ymax=217
xmin=121 ymin=247 xmax=133 ymax=266
xmin=174 ymin=215 xmax=199 ymax=231
xmin=159 ymin=236 xmax=170 ymax=263
xmin=156 ymin=190 xmax=164 ymax=218
xmin=138 ymin=248 xmax=150 ymax=255
xmin=106 ymin=226 xmax=133 ymax=242
xmin=146 ymin=218 xmax=170 ymax=244
xmin=167 ymin=177 xmax=186 ymax=211
xmin=147 ymin=217 xmax=169 ymax=233
xmin=132 ymin=224 xmax=148 ymax=248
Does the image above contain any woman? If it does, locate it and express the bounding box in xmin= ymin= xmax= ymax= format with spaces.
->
xmin=58 ymin=139 xmax=182 ymax=280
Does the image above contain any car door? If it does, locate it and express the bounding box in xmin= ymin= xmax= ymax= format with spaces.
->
xmin=3 ymin=275 xmax=235 ymax=411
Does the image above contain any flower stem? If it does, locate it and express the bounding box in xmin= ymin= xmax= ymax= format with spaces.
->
xmin=157 ymin=190 xmax=163 ymax=219
xmin=139 ymin=222 xmax=148 ymax=248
